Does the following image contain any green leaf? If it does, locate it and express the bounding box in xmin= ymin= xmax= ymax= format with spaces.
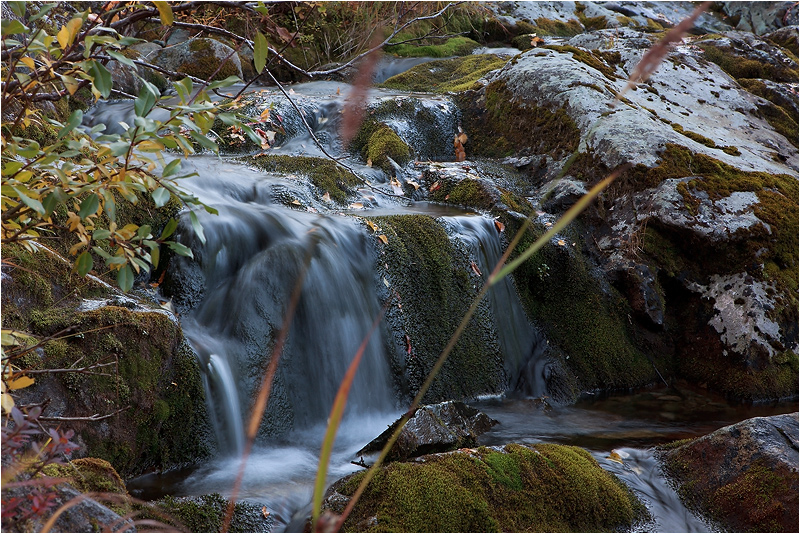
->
xmin=92 ymin=246 xmax=112 ymax=260
xmin=109 ymin=141 xmax=130 ymax=156
xmin=254 ymin=31 xmax=268 ymax=74
xmin=76 ymin=251 xmax=94 ymax=277
xmin=175 ymin=78 xmax=192 ymax=103
xmin=107 ymin=50 xmax=135 ymax=68
xmin=79 ymin=193 xmax=100 ymax=219
xmin=41 ymin=188 xmax=66 ymax=216
xmin=151 ymin=187 xmax=170 ymax=208
xmin=2 ymin=161 xmax=24 ymax=176
xmin=162 ymin=158 xmax=181 ymax=177
xmin=93 ymin=228 xmax=112 ymax=241
xmin=207 ymin=75 xmax=241 ymax=90
xmin=132 ymin=257 xmax=150 ymax=273
xmin=189 ymin=211 xmax=206 ymax=244
xmin=153 ymin=1 xmax=174 ymax=25
xmin=137 ymin=224 xmax=152 ymax=238
xmin=167 ymin=241 xmax=193 ymax=258
xmin=101 ymin=189 xmax=116 ymax=222
xmin=190 ymin=132 xmax=218 ymax=152
xmin=134 ymin=83 xmax=157 ymax=117
xmin=57 ymin=109 xmax=83 ymax=139
xmin=9 ymin=1 xmax=25 ymax=17
xmin=12 ymin=187 xmax=45 ymax=215
xmin=160 ymin=218 xmax=179 ymax=239
xmin=150 ymin=245 xmax=160 ymax=269
xmin=1 ymin=20 xmax=28 ymax=36
xmin=117 ymin=265 xmax=134 ymax=292
xmin=28 ymin=3 xmax=54 ymax=23
xmin=89 ymin=61 xmax=113 ymax=99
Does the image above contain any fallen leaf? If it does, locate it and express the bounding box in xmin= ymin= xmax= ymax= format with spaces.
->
xmin=390 ymin=178 xmax=403 ymax=195
xmin=545 ymin=222 xmax=552 ymax=227
xmin=322 ymin=191 xmax=332 ymax=203
xmin=366 ymin=158 xmax=372 ymax=168
xmin=404 ymin=334 xmax=413 ymax=355
xmin=458 ymin=132 xmax=468 ymax=145
xmin=366 ymin=220 xmax=379 ymax=232
xmin=470 ymin=261 xmax=482 ymax=276
xmin=349 ymin=202 xmax=364 ymax=209
xmin=291 ymin=199 xmax=302 ymax=206
xmin=336 ymin=87 xmax=340 ymax=95
xmin=262 ymin=506 xmax=270 ymax=518
xmin=429 ymin=181 xmax=441 ymax=192
xmin=377 ymin=234 xmax=389 ymax=244
xmin=494 ymin=220 xmax=505 ymax=233
xmin=557 ymin=239 xmax=566 ymax=246
xmin=531 ymin=35 xmax=545 ymax=47
xmin=383 ymin=277 xmax=390 ymax=287
xmin=307 ymin=206 xmax=318 ymax=213
xmin=259 ymin=107 xmax=271 ymax=122
xmin=406 ymin=179 xmax=421 ymax=190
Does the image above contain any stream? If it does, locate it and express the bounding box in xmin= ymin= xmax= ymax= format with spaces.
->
xmin=90 ymin=59 xmax=797 ymax=532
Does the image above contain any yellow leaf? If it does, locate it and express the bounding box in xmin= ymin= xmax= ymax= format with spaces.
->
xmin=57 ymin=24 xmax=70 ymax=49
xmin=1 ymin=393 xmax=14 ymax=414
xmin=377 ymin=234 xmax=388 ymax=244
xmin=259 ymin=107 xmax=271 ymax=122
xmin=291 ymin=199 xmax=302 ymax=206
xmin=153 ymin=1 xmax=174 ymax=25
xmin=322 ymin=191 xmax=332 ymax=203
xmin=557 ymin=239 xmax=566 ymax=246
xmin=406 ymin=179 xmax=421 ymax=190
xmin=366 ymin=158 xmax=372 ymax=168
xmin=365 ymin=220 xmax=378 ymax=232
xmin=20 ymin=57 xmax=36 ymax=70
xmin=349 ymin=202 xmax=364 ymax=209
xmin=7 ymin=375 xmax=35 ymax=390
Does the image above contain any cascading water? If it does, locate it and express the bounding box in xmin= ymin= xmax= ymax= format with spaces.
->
xmin=167 ymin=159 xmax=398 ymax=454
xmin=444 ymin=216 xmax=549 ymax=396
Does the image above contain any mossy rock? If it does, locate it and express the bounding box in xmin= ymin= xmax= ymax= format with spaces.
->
xmin=350 ymin=121 xmax=411 ymax=173
xmin=41 ymin=458 xmax=131 ymax=516
xmin=375 ymin=214 xmax=506 ymax=402
xmin=240 ymin=154 xmax=360 ymax=204
xmin=385 ymin=36 xmax=481 ymax=58
xmin=699 ymin=43 xmax=798 ymax=83
xmin=459 ymin=80 xmax=581 ymax=159
xmin=135 ymin=493 xmax=272 ymax=533
xmin=332 ymin=443 xmax=647 ymax=532
xmin=379 ymin=54 xmax=508 ymax=93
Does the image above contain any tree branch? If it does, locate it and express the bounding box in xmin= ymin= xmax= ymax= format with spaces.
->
xmin=39 ymin=406 xmax=130 ymax=422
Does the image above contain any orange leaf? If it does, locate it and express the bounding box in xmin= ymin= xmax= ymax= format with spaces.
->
xmin=470 ymin=261 xmax=482 ymax=276
xmin=377 ymin=234 xmax=388 ymax=245
xmin=494 ymin=220 xmax=505 ymax=233
xmin=429 ymin=181 xmax=441 ymax=192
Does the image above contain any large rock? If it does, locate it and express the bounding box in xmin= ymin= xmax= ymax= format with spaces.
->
xmin=660 ymin=412 xmax=799 ymax=532
xmin=458 ymin=27 xmax=798 ymax=401
xmin=153 ymin=38 xmax=242 ymax=81
xmin=357 ymin=401 xmax=498 ymax=461
xmin=324 ymin=443 xmax=647 ymax=532
xmin=722 ymin=1 xmax=799 ymax=35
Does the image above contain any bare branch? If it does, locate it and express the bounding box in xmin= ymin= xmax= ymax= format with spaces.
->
xmin=39 ymin=406 xmax=130 ymax=423
xmin=130 ymin=59 xmax=207 ymax=85
xmin=23 ymin=361 xmax=117 ymax=375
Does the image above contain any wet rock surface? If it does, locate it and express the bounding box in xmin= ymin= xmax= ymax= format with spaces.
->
xmin=660 ymin=412 xmax=799 ymax=532
xmin=357 ymin=401 xmax=499 ymax=461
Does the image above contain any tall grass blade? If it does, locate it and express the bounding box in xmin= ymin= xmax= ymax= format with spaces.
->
xmin=311 ymin=304 xmax=389 ymax=529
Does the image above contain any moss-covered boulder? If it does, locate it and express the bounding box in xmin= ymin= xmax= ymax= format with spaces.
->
xmin=137 ymin=493 xmax=273 ymax=533
xmin=325 ymin=443 xmax=647 ymax=532
xmin=659 ymin=413 xmax=799 ymax=532
xmin=373 ymin=214 xmax=507 ymax=402
xmin=379 ymin=54 xmax=508 ymax=93
xmin=1 ymin=244 xmax=213 ymax=477
xmin=153 ymin=37 xmax=242 ymax=81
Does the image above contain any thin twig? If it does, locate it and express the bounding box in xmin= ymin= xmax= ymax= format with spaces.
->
xmin=38 ymin=406 xmax=130 ymax=422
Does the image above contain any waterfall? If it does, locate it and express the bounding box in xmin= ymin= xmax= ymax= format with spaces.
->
xmin=444 ymin=216 xmax=548 ymax=397
xmin=170 ymin=160 xmax=396 ymax=453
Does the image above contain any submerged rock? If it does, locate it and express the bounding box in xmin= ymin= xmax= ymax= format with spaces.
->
xmin=357 ymin=401 xmax=498 ymax=461
xmin=660 ymin=412 xmax=799 ymax=532
xmin=325 ymin=443 xmax=648 ymax=532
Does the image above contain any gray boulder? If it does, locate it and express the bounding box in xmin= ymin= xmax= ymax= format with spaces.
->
xmin=357 ymin=401 xmax=498 ymax=461
xmin=722 ymin=1 xmax=799 ymax=35
xmin=153 ymin=38 xmax=243 ymax=81
xmin=660 ymin=412 xmax=799 ymax=532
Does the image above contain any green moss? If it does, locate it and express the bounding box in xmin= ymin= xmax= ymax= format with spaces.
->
xmin=755 ymin=101 xmax=799 ymax=147
xmin=336 ymin=444 xmax=645 ymax=532
xmin=379 ymin=54 xmax=507 ymax=93
xmin=41 ymin=458 xmax=131 ymax=516
xmin=700 ymin=43 xmax=798 ymax=82
xmin=385 ymin=36 xmax=481 ymax=58
xmin=511 ymin=222 xmax=655 ymax=391
xmin=360 ymin=123 xmax=411 ymax=173
xmin=530 ymin=17 xmax=584 ymax=37
xmin=376 ymin=215 xmax=505 ymax=401
xmin=616 ymin=15 xmax=635 ymax=27
xmin=575 ymin=4 xmax=608 ymax=32
xmin=136 ymin=493 xmax=266 ymax=533
xmin=737 ymin=79 xmax=798 ymax=146
xmin=430 ymin=177 xmax=497 ymax=210
xmin=460 ymin=80 xmax=580 ymax=159
xmin=178 ymin=39 xmax=240 ymax=81
xmin=544 ymin=45 xmax=619 ymax=80
xmin=240 ymin=154 xmax=359 ymax=203
xmin=670 ymin=122 xmax=718 ymax=148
